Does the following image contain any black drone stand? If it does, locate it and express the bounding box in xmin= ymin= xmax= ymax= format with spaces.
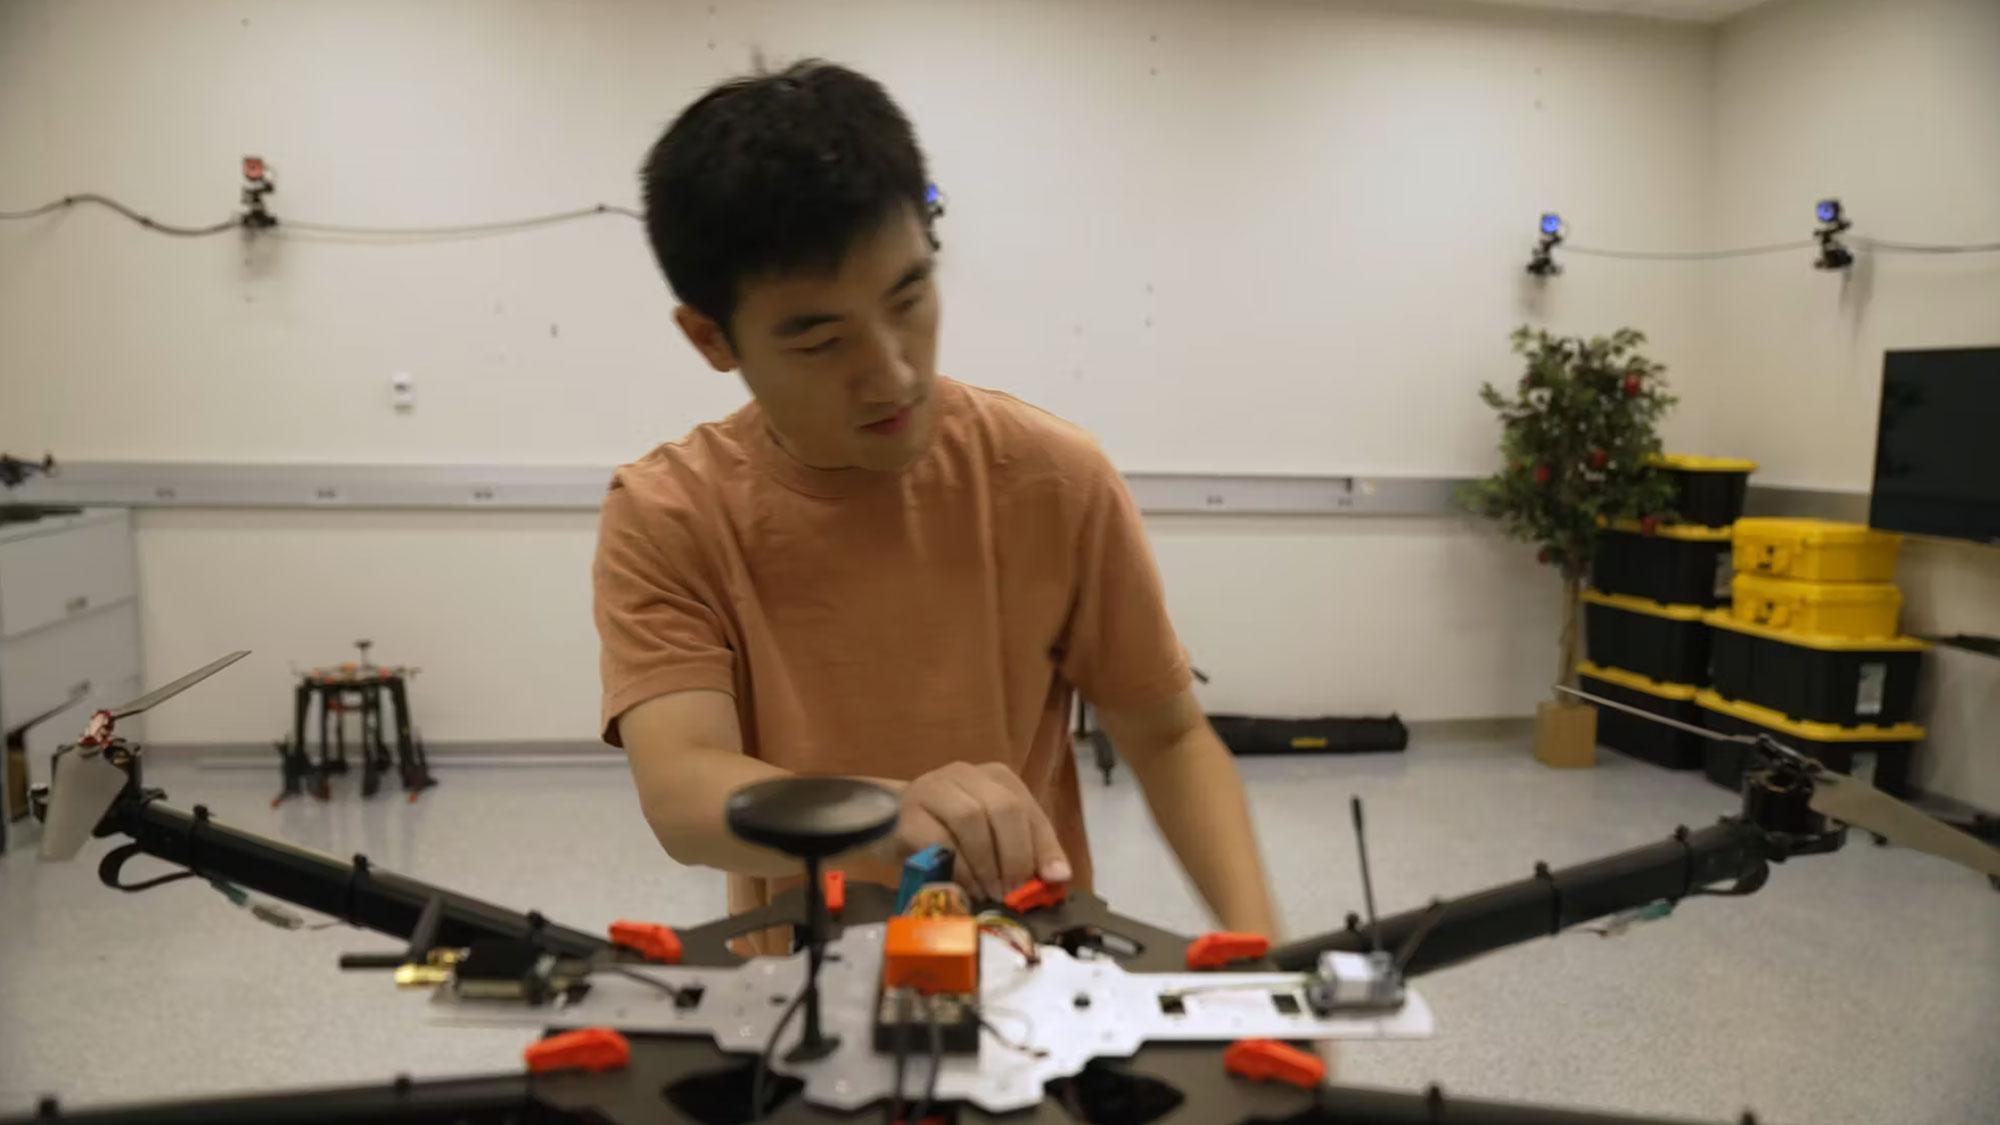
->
xmin=277 ymin=642 xmax=434 ymax=804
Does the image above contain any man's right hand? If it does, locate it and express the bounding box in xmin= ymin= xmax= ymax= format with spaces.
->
xmin=894 ymin=761 xmax=1070 ymax=900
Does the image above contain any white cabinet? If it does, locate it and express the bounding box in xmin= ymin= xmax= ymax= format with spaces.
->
xmin=0 ymin=510 xmax=141 ymax=850
xmin=0 ymin=512 xmax=137 ymax=638
xmin=0 ymin=597 xmax=141 ymax=725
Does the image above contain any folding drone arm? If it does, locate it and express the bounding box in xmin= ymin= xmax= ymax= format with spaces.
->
xmin=1273 ymin=753 xmax=1843 ymax=974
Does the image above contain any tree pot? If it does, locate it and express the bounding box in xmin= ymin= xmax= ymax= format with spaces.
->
xmin=1534 ymin=699 xmax=1598 ymax=769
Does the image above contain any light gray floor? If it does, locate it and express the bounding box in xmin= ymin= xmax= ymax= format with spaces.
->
xmin=2 ymin=740 xmax=1996 ymax=1124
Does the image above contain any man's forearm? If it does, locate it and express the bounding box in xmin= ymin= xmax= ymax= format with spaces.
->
xmin=633 ymin=746 xmax=907 ymax=878
xmin=1125 ymin=726 xmax=1279 ymax=937
xmin=634 ymin=745 xmax=802 ymax=876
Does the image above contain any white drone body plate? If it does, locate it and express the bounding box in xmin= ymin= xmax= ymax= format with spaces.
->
xmin=428 ymin=922 xmax=1433 ymax=1114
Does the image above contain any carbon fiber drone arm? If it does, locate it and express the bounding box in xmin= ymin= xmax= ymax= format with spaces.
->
xmin=1271 ymin=819 xmax=1774 ymax=974
xmin=106 ymin=796 xmax=608 ymax=959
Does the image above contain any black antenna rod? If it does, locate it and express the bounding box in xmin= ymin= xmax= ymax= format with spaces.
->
xmin=1351 ymin=796 xmax=1382 ymax=953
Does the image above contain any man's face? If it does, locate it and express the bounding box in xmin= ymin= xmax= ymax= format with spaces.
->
xmin=676 ymin=208 xmax=941 ymax=472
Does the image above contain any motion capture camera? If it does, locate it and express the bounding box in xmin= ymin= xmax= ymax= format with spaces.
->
xmin=1813 ymin=197 xmax=1852 ymax=270
xmin=241 ymin=155 xmax=278 ymax=231
xmin=1527 ymin=212 xmax=1564 ymax=277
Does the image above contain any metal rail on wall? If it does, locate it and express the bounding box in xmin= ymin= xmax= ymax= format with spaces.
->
xmin=4 ymin=461 xmax=1866 ymax=519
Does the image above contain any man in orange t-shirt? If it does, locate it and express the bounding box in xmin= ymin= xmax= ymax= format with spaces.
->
xmin=594 ymin=60 xmax=1276 ymax=943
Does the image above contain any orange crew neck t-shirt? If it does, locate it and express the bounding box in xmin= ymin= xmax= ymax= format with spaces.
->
xmin=592 ymin=377 xmax=1191 ymax=924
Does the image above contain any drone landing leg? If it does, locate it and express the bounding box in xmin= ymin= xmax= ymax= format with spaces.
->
xmin=273 ymin=681 xmax=313 ymax=806
xmin=388 ymin=677 xmax=435 ymax=797
xmin=359 ymin=686 xmax=382 ymax=799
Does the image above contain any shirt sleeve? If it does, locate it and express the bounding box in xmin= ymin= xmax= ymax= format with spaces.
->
xmin=1057 ymin=450 xmax=1193 ymax=710
xmin=592 ymin=476 xmax=737 ymax=747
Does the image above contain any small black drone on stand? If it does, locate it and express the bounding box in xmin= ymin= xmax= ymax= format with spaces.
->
xmin=275 ymin=639 xmax=435 ymax=806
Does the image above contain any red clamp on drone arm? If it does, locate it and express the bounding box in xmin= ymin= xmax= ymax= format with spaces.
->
xmin=607 ymin=920 xmax=683 ymax=965
xmin=524 ymin=1027 xmax=631 ymax=1074
xmin=1002 ymin=877 xmax=1069 ymax=914
xmin=1223 ymin=1038 xmax=1325 ymax=1089
xmin=1186 ymin=931 xmax=1270 ymax=970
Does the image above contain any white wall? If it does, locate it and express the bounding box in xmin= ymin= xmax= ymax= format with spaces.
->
xmin=1697 ymin=0 xmax=2000 ymax=492
xmin=0 ymin=0 xmax=1715 ymax=474
xmin=1700 ymin=0 xmax=2000 ymax=637
xmin=131 ymin=508 xmax=605 ymax=744
xmin=1 ymin=0 xmax=1723 ymax=742
xmin=130 ymin=508 xmax=1563 ymax=744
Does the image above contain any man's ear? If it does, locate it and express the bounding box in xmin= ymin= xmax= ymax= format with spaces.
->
xmin=674 ymin=305 xmax=741 ymax=373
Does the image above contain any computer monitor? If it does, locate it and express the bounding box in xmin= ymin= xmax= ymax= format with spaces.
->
xmin=1869 ymin=346 xmax=2000 ymax=546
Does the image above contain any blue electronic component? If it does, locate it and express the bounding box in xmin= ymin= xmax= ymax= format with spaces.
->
xmin=925 ymin=182 xmax=942 ymax=207
xmin=1816 ymin=198 xmax=1840 ymax=224
xmin=895 ymin=844 xmax=956 ymax=913
xmin=1540 ymin=212 xmax=1562 ymax=236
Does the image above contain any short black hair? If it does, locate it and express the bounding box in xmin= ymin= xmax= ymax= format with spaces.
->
xmin=640 ymin=60 xmax=932 ymax=335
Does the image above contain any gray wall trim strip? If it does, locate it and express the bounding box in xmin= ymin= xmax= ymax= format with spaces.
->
xmin=158 ymin=717 xmax=1536 ymax=767
xmin=9 ymin=461 xmax=1868 ymax=519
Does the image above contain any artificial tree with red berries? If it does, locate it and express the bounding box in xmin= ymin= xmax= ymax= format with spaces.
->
xmin=1463 ymin=326 xmax=1677 ymax=695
